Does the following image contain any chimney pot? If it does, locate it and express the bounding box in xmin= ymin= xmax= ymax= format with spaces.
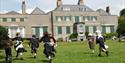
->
xmin=106 ymin=6 xmax=110 ymax=13
xmin=78 ymin=0 xmax=84 ymax=5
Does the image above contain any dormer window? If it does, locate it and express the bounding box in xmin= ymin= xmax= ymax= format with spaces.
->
xmin=62 ymin=7 xmax=70 ymax=11
xmin=79 ymin=8 xmax=84 ymax=11
xmin=84 ymin=8 xmax=87 ymax=11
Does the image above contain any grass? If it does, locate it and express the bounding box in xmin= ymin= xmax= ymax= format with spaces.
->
xmin=0 ymin=40 xmax=125 ymax=63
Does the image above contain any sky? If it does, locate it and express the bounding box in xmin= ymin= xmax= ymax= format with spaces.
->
xmin=0 ymin=0 xmax=125 ymax=15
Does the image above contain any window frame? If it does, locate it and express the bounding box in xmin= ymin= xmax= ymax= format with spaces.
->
xmin=2 ymin=18 xmax=7 ymax=22
xmin=57 ymin=26 xmax=62 ymax=34
xmin=11 ymin=18 xmax=16 ymax=22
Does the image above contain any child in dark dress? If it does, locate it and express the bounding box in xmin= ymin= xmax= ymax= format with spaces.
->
xmin=96 ymin=30 xmax=109 ymax=56
xmin=39 ymin=32 xmax=53 ymax=63
xmin=29 ymin=35 xmax=39 ymax=58
xmin=3 ymin=36 xmax=13 ymax=63
xmin=49 ymin=34 xmax=57 ymax=57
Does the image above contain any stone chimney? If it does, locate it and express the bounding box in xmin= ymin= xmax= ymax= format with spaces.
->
xmin=78 ymin=0 xmax=84 ymax=5
xmin=106 ymin=6 xmax=110 ymax=14
xmin=57 ymin=0 xmax=62 ymax=7
xmin=22 ymin=0 xmax=26 ymax=14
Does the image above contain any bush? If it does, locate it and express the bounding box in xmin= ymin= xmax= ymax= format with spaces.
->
xmin=103 ymin=33 xmax=118 ymax=39
xmin=0 ymin=26 xmax=8 ymax=49
xmin=69 ymin=33 xmax=78 ymax=41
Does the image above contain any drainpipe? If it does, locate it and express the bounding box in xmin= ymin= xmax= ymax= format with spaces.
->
xmin=51 ymin=11 xmax=54 ymax=36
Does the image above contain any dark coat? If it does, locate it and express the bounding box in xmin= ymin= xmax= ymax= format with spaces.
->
xmin=12 ymin=36 xmax=23 ymax=49
xmin=96 ymin=36 xmax=105 ymax=49
xmin=30 ymin=38 xmax=39 ymax=49
xmin=39 ymin=35 xmax=50 ymax=43
xmin=40 ymin=35 xmax=54 ymax=57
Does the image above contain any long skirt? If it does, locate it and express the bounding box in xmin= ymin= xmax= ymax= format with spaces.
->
xmin=5 ymin=48 xmax=12 ymax=63
xmin=43 ymin=43 xmax=53 ymax=57
xmin=88 ymin=42 xmax=94 ymax=49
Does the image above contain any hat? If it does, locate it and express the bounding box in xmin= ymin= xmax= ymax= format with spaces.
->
xmin=16 ymin=32 xmax=20 ymax=36
xmin=96 ymin=30 xmax=101 ymax=34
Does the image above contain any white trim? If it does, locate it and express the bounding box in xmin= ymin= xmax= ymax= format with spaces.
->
xmin=31 ymin=25 xmax=48 ymax=27
xmin=89 ymin=26 xmax=93 ymax=33
xmin=40 ymin=27 xmax=43 ymax=37
xmin=17 ymin=27 xmax=20 ymax=32
xmin=101 ymin=24 xmax=115 ymax=26
xmin=79 ymin=16 xmax=82 ymax=22
xmin=106 ymin=27 xmax=111 ymax=33
xmin=8 ymin=28 xmax=11 ymax=38
xmin=22 ymin=27 xmax=25 ymax=37
xmin=73 ymin=16 xmax=75 ymax=22
xmin=32 ymin=28 xmax=35 ymax=35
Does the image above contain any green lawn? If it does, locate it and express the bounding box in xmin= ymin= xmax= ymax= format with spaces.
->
xmin=0 ymin=40 xmax=125 ymax=63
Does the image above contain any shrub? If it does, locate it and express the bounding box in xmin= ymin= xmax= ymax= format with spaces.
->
xmin=0 ymin=26 xmax=8 ymax=49
xmin=69 ymin=33 xmax=78 ymax=41
xmin=103 ymin=33 xmax=118 ymax=39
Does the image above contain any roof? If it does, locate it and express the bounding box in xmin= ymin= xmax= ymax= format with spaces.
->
xmin=55 ymin=5 xmax=94 ymax=12
xmin=96 ymin=9 xmax=111 ymax=16
xmin=6 ymin=11 xmax=20 ymax=14
xmin=31 ymin=7 xmax=45 ymax=15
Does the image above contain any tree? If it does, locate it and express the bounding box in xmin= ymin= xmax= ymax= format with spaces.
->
xmin=120 ymin=9 xmax=125 ymax=16
xmin=0 ymin=26 xmax=8 ymax=48
xmin=117 ymin=8 xmax=125 ymax=37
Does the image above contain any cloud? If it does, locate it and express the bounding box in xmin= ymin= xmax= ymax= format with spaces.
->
xmin=0 ymin=0 xmax=124 ymax=15
xmin=84 ymin=0 xmax=125 ymax=15
xmin=0 ymin=8 xmax=51 ymax=14
xmin=0 ymin=10 xmax=8 ymax=14
xmin=44 ymin=9 xmax=53 ymax=13
xmin=111 ymin=5 xmax=125 ymax=15
xmin=63 ymin=0 xmax=78 ymax=4
xmin=18 ymin=8 xmax=34 ymax=14
xmin=26 ymin=8 xmax=34 ymax=14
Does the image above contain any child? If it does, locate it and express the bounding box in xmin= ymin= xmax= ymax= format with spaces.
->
xmin=3 ymin=36 xmax=13 ymax=63
xmin=96 ymin=30 xmax=109 ymax=56
xmin=49 ymin=34 xmax=57 ymax=57
xmin=12 ymin=33 xmax=26 ymax=60
xmin=39 ymin=32 xmax=53 ymax=63
xmin=87 ymin=33 xmax=95 ymax=53
xmin=29 ymin=35 xmax=39 ymax=58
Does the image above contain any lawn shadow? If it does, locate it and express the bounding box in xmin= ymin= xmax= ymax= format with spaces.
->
xmin=0 ymin=50 xmax=2 ymax=53
xmin=13 ymin=58 xmax=25 ymax=61
xmin=28 ymin=57 xmax=35 ymax=59
xmin=0 ymin=60 xmax=5 ymax=63
xmin=91 ymin=54 xmax=109 ymax=58
xmin=13 ymin=58 xmax=20 ymax=60
xmin=0 ymin=55 xmax=5 ymax=59
xmin=0 ymin=50 xmax=4 ymax=59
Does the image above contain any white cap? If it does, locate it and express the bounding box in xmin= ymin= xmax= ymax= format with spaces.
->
xmin=95 ymin=30 xmax=101 ymax=34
